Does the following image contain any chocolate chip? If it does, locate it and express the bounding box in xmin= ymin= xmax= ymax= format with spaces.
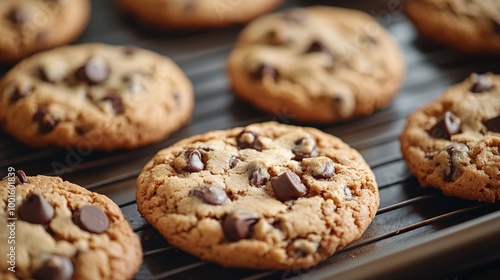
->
xmin=237 ymin=130 xmax=263 ymax=151
xmin=7 ymin=7 xmax=29 ymax=24
xmin=305 ymin=41 xmax=331 ymax=56
xmin=250 ymin=64 xmax=279 ymax=81
xmin=75 ymin=127 xmax=88 ymax=135
xmin=19 ymin=193 xmax=54 ymax=224
xmin=75 ymin=57 xmax=109 ymax=85
xmin=470 ymin=74 xmax=493 ymax=93
xmin=173 ymin=93 xmax=181 ymax=108
xmin=332 ymin=93 xmax=356 ymax=119
xmin=442 ymin=143 xmax=469 ymax=182
xmin=306 ymin=157 xmax=335 ymax=179
xmin=428 ymin=111 xmax=461 ymax=139
xmin=192 ymin=184 xmax=228 ymax=205
xmin=14 ymin=170 xmax=28 ymax=185
xmin=485 ymin=116 xmax=500 ymax=133
xmin=247 ymin=161 xmax=269 ymax=187
xmin=292 ymin=136 xmax=318 ymax=161
xmin=102 ymin=93 xmax=125 ymax=114
xmin=33 ymin=107 xmax=59 ymax=134
xmin=73 ymin=205 xmax=109 ymax=234
xmin=271 ymin=171 xmax=307 ymax=202
xmin=229 ymin=155 xmax=241 ymax=168
xmin=266 ymin=28 xmax=293 ymax=45
xmin=222 ymin=212 xmax=258 ymax=242
xmin=183 ymin=149 xmax=205 ymax=172
xmin=10 ymin=84 xmax=32 ymax=103
xmin=33 ymin=256 xmax=73 ymax=280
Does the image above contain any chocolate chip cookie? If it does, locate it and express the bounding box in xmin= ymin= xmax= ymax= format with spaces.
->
xmin=405 ymin=0 xmax=500 ymax=54
xmin=0 ymin=0 xmax=90 ymax=63
xmin=0 ymin=171 xmax=142 ymax=279
xmin=136 ymin=122 xmax=379 ymax=269
xmin=0 ymin=43 xmax=194 ymax=151
xmin=115 ymin=0 xmax=283 ymax=29
xmin=400 ymin=73 xmax=500 ymax=202
xmin=227 ymin=6 xmax=405 ymax=123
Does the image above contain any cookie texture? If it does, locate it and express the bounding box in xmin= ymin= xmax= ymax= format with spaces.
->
xmin=405 ymin=0 xmax=500 ymax=54
xmin=115 ymin=0 xmax=283 ymax=29
xmin=400 ymin=73 xmax=500 ymax=202
xmin=136 ymin=122 xmax=379 ymax=269
xmin=0 ymin=43 xmax=194 ymax=151
xmin=227 ymin=6 xmax=405 ymax=123
xmin=0 ymin=172 xmax=142 ymax=279
xmin=0 ymin=0 xmax=90 ymax=63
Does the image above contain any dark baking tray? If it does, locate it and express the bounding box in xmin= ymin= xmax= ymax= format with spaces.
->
xmin=1 ymin=0 xmax=500 ymax=279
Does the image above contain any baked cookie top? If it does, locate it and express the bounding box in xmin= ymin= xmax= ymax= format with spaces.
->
xmin=227 ymin=6 xmax=405 ymax=123
xmin=0 ymin=43 xmax=193 ymax=151
xmin=400 ymin=73 xmax=500 ymax=202
xmin=405 ymin=0 xmax=500 ymax=54
xmin=115 ymin=0 xmax=283 ymax=29
xmin=0 ymin=172 xmax=142 ymax=280
xmin=136 ymin=122 xmax=379 ymax=270
xmin=0 ymin=0 xmax=90 ymax=63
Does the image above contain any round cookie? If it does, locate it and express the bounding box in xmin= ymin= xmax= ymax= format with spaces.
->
xmin=0 ymin=0 xmax=90 ymax=63
xmin=0 ymin=43 xmax=194 ymax=151
xmin=227 ymin=6 xmax=405 ymax=123
xmin=115 ymin=0 xmax=284 ymax=29
xmin=405 ymin=0 xmax=500 ymax=54
xmin=0 ymin=171 xmax=142 ymax=279
xmin=400 ymin=73 xmax=500 ymax=202
xmin=136 ymin=122 xmax=379 ymax=269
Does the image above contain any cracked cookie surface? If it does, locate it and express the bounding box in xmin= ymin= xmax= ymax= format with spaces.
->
xmin=0 ymin=43 xmax=193 ymax=151
xmin=405 ymin=0 xmax=500 ymax=54
xmin=115 ymin=0 xmax=283 ymax=29
xmin=227 ymin=6 xmax=405 ymax=123
xmin=136 ymin=122 xmax=379 ymax=269
xmin=0 ymin=173 xmax=142 ymax=279
xmin=400 ymin=73 xmax=500 ymax=202
xmin=0 ymin=0 xmax=90 ymax=63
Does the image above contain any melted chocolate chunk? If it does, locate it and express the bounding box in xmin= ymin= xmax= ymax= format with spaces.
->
xmin=33 ymin=256 xmax=74 ymax=280
xmin=19 ymin=193 xmax=54 ymax=224
xmin=192 ymin=184 xmax=228 ymax=205
xmin=306 ymin=157 xmax=335 ymax=180
xmin=292 ymin=137 xmax=318 ymax=161
xmin=75 ymin=57 xmax=109 ymax=85
xmin=33 ymin=107 xmax=59 ymax=134
xmin=247 ymin=161 xmax=269 ymax=187
xmin=237 ymin=130 xmax=263 ymax=151
xmin=485 ymin=115 xmax=500 ymax=133
xmin=229 ymin=155 xmax=241 ymax=168
xmin=443 ymin=143 xmax=469 ymax=182
xmin=73 ymin=205 xmax=109 ymax=234
xmin=470 ymin=74 xmax=493 ymax=93
xmin=222 ymin=212 xmax=258 ymax=242
xmin=428 ymin=111 xmax=461 ymax=140
xmin=271 ymin=171 xmax=307 ymax=202
xmin=8 ymin=7 xmax=28 ymax=24
xmin=183 ymin=149 xmax=205 ymax=172
xmin=249 ymin=64 xmax=279 ymax=81
xmin=123 ymin=45 xmax=138 ymax=56
xmin=102 ymin=93 xmax=125 ymax=114
xmin=14 ymin=170 xmax=28 ymax=185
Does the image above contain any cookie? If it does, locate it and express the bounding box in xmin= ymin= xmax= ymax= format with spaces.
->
xmin=0 ymin=0 xmax=90 ymax=63
xmin=400 ymin=73 xmax=500 ymax=202
xmin=405 ymin=0 xmax=500 ymax=54
xmin=0 ymin=43 xmax=194 ymax=151
xmin=136 ymin=121 xmax=379 ymax=269
xmin=227 ymin=6 xmax=405 ymax=123
xmin=0 ymin=171 xmax=142 ymax=279
xmin=115 ymin=0 xmax=284 ymax=29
